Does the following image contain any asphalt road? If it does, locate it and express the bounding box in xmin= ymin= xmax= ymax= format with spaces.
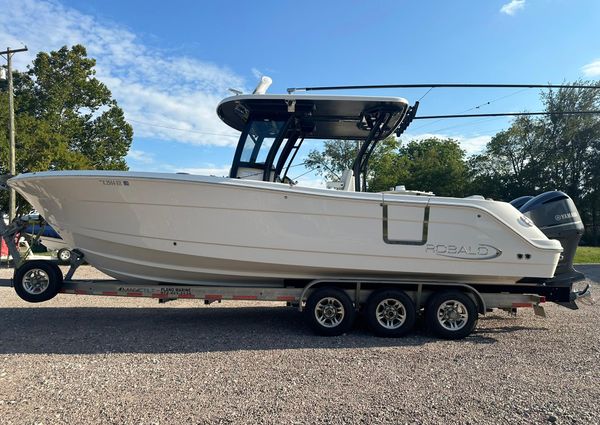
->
xmin=576 ymin=264 xmax=600 ymax=283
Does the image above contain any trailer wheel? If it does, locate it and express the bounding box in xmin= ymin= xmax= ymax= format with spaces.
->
xmin=426 ymin=291 xmax=478 ymax=340
xmin=366 ymin=289 xmax=416 ymax=337
xmin=13 ymin=261 xmax=63 ymax=303
xmin=305 ymin=287 xmax=355 ymax=336
xmin=57 ymin=248 xmax=72 ymax=264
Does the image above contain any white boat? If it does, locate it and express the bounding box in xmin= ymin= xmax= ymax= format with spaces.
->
xmin=7 ymin=80 xmax=584 ymax=295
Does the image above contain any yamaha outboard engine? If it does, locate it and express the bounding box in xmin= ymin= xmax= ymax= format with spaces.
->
xmin=518 ymin=191 xmax=584 ymax=276
xmin=509 ymin=195 xmax=533 ymax=210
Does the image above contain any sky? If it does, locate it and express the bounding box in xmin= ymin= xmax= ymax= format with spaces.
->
xmin=1 ymin=0 xmax=599 ymax=187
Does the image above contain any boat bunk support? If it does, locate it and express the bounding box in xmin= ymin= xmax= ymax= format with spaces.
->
xmin=64 ymin=249 xmax=86 ymax=281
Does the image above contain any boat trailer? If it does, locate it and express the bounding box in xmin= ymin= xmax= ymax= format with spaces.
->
xmin=0 ymin=210 xmax=590 ymax=340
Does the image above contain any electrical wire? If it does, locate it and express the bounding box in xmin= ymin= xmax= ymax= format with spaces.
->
xmin=410 ymin=88 xmax=528 ymax=132
xmin=417 ymin=87 xmax=434 ymax=102
xmin=291 ymin=166 xmax=320 ymax=181
xmin=425 ymin=116 xmax=507 ymax=134
xmin=128 ymin=118 xmax=239 ymax=138
xmin=418 ymin=110 xmax=600 ymax=134
xmin=288 ymin=83 xmax=600 ymax=93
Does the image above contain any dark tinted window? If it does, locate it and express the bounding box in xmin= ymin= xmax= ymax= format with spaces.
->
xmin=240 ymin=119 xmax=285 ymax=164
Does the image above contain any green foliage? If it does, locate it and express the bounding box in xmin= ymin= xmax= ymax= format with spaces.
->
xmin=306 ymin=137 xmax=405 ymax=190
xmin=386 ymin=138 xmax=467 ymax=196
xmin=0 ymin=45 xmax=133 ymax=212
xmin=574 ymin=246 xmax=600 ymax=264
xmin=469 ymin=81 xmax=600 ymax=245
xmin=307 ymin=136 xmax=467 ymax=196
xmin=305 ymin=139 xmax=359 ymax=181
xmin=367 ymin=137 xmax=408 ymax=192
xmin=468 ymin=116 xmax=546 ymax=200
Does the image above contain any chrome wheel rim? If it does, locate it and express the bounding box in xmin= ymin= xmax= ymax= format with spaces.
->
xmin=437 ymin=300 xmax=469 ymax=331
xmin=375 ymin=298 xmax=407 ymax=329
xmin=58 ymin=250 xmax=71 ymax=261
xmin=22 ymin=269 xmax=50 ymax=295
xmin=315 ymin=297 xmax=345 ymax=328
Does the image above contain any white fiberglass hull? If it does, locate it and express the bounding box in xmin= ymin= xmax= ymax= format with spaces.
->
xmin=9 ymin=171 xmax=562 ymax=287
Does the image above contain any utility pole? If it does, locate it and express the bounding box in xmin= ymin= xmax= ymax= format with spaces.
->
xmin=1 ymin=46 xmax=28 ymax=221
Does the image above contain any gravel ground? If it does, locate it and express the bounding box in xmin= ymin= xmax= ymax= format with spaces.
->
xmin=0 ymin=265 xmax=599 ymax=424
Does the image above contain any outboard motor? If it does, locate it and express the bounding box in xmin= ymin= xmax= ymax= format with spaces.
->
xmin=519 ymin=191 xmax=584 ymax=276
xmin=509 ymin=195 xmax=533 ymax=210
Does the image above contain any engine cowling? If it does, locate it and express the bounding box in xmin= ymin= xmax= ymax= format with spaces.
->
xmin=517 ymin=191 xmax=584 ymax=276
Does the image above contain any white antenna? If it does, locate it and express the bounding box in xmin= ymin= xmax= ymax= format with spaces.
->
xmin=253 ymin=76 xmax=272 ymax=95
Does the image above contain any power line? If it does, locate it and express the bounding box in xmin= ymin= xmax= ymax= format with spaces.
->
xmin=288 ymin=83 xmax=600 ymax=93
xmin=414 ymin=110 xmax=600 ymax=119
xmin=127 ymin=118 xmax=239 ymax=138
xmin=462 ymin=88 xmax=529 ymax=113
xmin=410 ymin=88 xmax=528 ymax=132
xmin=425 ymin=116 xmax=508 ymax=134
xmin=412 ymin=110 xmax=600 ymax=134
xmin=417 ymin=87 xmax=434 ymax=102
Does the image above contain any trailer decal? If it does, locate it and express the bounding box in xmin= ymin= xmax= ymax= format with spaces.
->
xmin=233 ymin=295 xmax=258 ymax=300
xmin=277 ymin=296 xmax=296 ymax=302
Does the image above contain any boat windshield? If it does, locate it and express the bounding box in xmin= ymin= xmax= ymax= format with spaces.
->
xmin=241 ymin=119 xmax=286 ymax=164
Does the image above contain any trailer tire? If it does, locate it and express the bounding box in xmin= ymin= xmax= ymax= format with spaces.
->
xmin=426 ymin=291 xmax=478 ymax=340
xmin=57 ymin=248 xmax=72 ymax=264
xmin=305 ymin=287 xmax=355 ymax=336
xmin=13 ymin=261 xmax=63 ymax=303
xmin=366 ymin=289 xmax=416 ymax=337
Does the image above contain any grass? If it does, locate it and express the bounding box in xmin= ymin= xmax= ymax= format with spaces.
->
xmin=574 ymin=246 xmax=600 ymax=264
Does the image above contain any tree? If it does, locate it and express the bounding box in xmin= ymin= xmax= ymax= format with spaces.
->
xmin=367 ymin=137 xmax=408 ymax=192
xmin=469 ymin=81 xmax=600 ymax=245
xmin=305 ymin=136 xmax=403 ymax=189
xmin=305 ymin=139 xmax=360 ymax=182
xmin=541 ymin=83 xmax=600 ymax=245
xmin=389 ymin=138 xmax=468 ymax=197
xmin=468 ymin=116 xmax=548 ymax=200
xmin=306 ymin=136 xmax=468 ymax=196
xmin=0 ymin=45 xmax=133 ymax=212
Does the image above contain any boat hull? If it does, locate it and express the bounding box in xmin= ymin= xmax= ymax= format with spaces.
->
xmin=8 ymin=171 xmax=562 ymax=287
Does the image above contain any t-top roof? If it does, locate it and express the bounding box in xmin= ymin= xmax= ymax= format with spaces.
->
xmin=217 ymin=94 xmax=409 ymax=140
